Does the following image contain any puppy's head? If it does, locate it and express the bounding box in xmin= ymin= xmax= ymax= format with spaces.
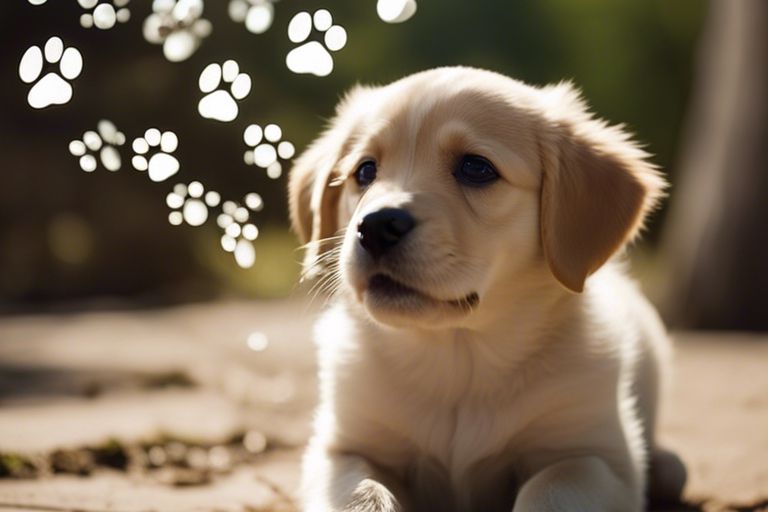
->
xmin=289 ymin=67 xmax=664 ymax=329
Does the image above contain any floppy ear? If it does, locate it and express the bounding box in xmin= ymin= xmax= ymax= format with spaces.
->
xmin=288 ymin=86 xmax=371 ymax=276
xmin=538 ymin=85 xmax=666 ymax=292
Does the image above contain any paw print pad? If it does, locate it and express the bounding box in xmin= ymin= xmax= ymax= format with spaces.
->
xmin=228 ymin=0 xmax=275 ymax=34
xmin=286 ymin=9 xmax=347 ymax=77
xmin=69 ymin=120 xmax=126 ymax=172
xmin=243 ymin=123 xmax=295 ymax=179
xmin=217 ymin=194 xmax=263 ymax=268
xmin=131 ymin=128 xmax=180 ymax=182
xmin=19 ymin=37 xmax=83 ymax=109
xmin=166 ymin=181 xmax=220 ymax=227
xmin=78 ymin=0 xmax=130 ymax=30
xmin=198 ymin=60 xmax=252 ymax=122
xmin=376 ymin=0 xmax=417 ymax=23
xmin=143 ymin=0 xmax=212 ymax=62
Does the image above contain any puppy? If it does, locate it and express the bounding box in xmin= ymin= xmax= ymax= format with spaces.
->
xmin=289 ymin=67 xmax=685 ymax=512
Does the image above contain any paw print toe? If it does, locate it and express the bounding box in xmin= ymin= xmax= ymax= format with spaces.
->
xmin=19 ymin=47 xmax=43 ymax=84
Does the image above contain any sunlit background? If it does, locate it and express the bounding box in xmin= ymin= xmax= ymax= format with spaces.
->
xmin=1 ymin=2 xmax=767 ymax=508
xmin=2 ymin=0 xmax=716 ymax=315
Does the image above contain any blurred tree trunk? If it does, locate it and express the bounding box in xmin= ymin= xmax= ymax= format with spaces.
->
xmin=659 ymin=0 xmax=768 ymax=330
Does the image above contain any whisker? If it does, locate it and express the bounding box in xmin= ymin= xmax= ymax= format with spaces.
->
xmin=294 ymin=234 xmax=346 ymax=253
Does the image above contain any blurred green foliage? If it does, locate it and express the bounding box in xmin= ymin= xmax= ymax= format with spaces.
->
xmin=0 ymin=0 xmax=705 ymax=307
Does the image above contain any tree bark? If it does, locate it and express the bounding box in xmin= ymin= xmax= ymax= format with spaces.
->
xmin=659 ymin=0 xmax=768 ymax=330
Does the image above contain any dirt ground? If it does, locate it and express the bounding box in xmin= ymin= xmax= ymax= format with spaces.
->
xmin=0 ymin=299 xmax=765 ymax=512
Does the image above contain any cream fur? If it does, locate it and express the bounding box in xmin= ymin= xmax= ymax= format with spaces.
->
xmin=290 ymin=67 xmax=683 ymax=512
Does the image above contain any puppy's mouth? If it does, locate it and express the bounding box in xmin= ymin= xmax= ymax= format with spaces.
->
xmin=366 ymin=273 xmax=479 ymax=311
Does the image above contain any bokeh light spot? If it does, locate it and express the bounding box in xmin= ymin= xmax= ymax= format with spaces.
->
xmin=246 ymin=331 xmax=269 ymax=351
xmin=377 ymin=0 xmax=417 ymax=23
xmin=48 ymin=214 xmax=93 ymax=265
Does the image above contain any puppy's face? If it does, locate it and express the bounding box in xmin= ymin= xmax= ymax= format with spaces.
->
xmin=290 ymin=67 xmax=664 ymax=329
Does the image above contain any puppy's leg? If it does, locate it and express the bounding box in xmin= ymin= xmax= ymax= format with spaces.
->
xmin=302 ymin=445 xmax=402 ymax=512
xmin=512 ymin=456 xmax=641 ymax=512
xmin=634 ymin=331 xmax=687 ymax=504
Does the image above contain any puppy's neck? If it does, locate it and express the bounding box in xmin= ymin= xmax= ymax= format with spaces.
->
xmin=333 ymin=274 xmax=582 ymax=402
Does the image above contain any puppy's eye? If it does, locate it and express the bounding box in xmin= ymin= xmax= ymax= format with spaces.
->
xmin=355 ymin=160 xmax=377 ymax=188
xmin=454 ymin=155 xmax=499 ymax=187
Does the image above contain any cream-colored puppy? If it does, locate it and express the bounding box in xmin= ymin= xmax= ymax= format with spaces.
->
xmin=289 ymin=67 xmax=685 ymax=512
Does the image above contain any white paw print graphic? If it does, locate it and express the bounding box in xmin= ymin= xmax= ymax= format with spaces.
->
xmin=19 ymin=37 xmax=83 ymax=109
xmin=217 ymin=194 xmax=263 ymax=268
xmin=143 ymin=0 xmax=212 ymax=62
xmin=228 ymin=0 xmax=275 ymax=34
xmin=243 ymin=123 xmax=295 ymax=179
xmin=376 ymin=0 xmax=417 ymax=23
xmin=286 ymin=9 xmax=347 ymax=77
xmin=69 ymin=120 xmax=126 ymax=172
xmin=131 ymin=128 xmax=180 ymax=182
xmin=27 ymin=0 xmax=48 ymax=5
xmin=166 ymin=181 xmax=220 ymax=227
xmin=198 ymin=60 xmax=252 ymax=123
xmin=78 ymin=0 xmax=130 ymax=30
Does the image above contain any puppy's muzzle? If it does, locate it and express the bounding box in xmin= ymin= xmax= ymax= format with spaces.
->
xmin=357 ymin=208 xmax=415 ymax=260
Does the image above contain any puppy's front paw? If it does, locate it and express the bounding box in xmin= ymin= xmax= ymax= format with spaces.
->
xmin=344 ymin=478 xmax=402 ymax=512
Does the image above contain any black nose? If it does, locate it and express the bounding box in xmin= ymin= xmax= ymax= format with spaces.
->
xmin=357 ymin=208 xmax=416 ymax=259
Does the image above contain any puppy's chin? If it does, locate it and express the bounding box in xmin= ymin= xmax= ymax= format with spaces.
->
xmin=351 ymin=273 xmax=479 ymax=329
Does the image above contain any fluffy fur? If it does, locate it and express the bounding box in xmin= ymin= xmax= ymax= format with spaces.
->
xmin=288 ymin=67 xmax=685 ymax=512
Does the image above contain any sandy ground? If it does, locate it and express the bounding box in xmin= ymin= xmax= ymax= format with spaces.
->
xmin=0 ymin=299 xmax=765 ymax=512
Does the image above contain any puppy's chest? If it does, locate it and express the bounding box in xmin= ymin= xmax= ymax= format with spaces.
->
xmin=352 ymin=368 xmax=527 ymax=499
xmin=392 ymin=399 xmax=523 ymax=512
xmin=352 ymin=337 xmax=532 ymax=477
